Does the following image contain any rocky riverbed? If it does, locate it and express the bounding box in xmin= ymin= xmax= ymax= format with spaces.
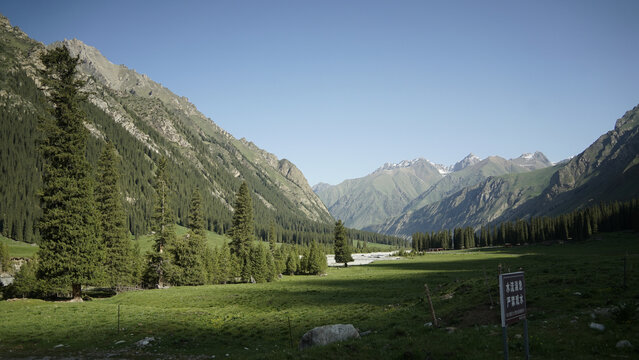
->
xmin=326 ymin=251 xmax=402 ymax=267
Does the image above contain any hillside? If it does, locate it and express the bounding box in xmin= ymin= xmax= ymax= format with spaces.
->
xmin=404 ymin=152 xmax=552 ymax=212
xmin=498 ymin=104 xmax=639 ymax=221
xmin=0 ymin=14 xmax=335 ymax=244
xmin=371 ymin=106 xmax=639 ymax=236
xmin=313 ymin=159 xmax=444 ymax=229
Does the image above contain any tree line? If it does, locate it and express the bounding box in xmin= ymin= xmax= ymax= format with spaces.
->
xmin=412 ymin=198 xmax=639 ymax=251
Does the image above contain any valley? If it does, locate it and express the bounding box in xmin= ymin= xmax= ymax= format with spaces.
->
xmin=1 ymin=232 xmax=637 ymax=359
xmin=1 ymin=4 xmax=639 ymax=360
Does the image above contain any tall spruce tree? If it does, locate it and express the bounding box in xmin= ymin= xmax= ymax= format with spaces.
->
xmin=333 ymin=220 xmax=353 ymax=267
xmin=229 ymin=181 xmax=254 ymax=281
xmin=268 ymin=221 xmax=277 ymax=253
xmin=96 ymin=141 xmax=135 ymax=289
xmin=36 ymin=46 xmax=103 ymax=300
xmin=170 ymin=187 xmax=206 ymax=285
xmin=146 ymin=156 xmax=175 ymax=288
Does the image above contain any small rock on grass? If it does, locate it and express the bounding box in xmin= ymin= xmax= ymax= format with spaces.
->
xmin=589 ymin=322 xmax=605 ymax=331
xmin=616 ymin=340 xmax=633 ymax=349
xmin=135 ymin=337 xmax=155 ymax=347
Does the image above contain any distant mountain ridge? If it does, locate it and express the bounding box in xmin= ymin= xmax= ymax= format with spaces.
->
xmin=368 ymin=106 xmax=639 ymax=236
xmin=314 ymin=151 xmax=553 ymax=230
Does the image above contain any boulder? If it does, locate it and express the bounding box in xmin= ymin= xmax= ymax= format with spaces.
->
xmin=299 ymin=324 xmax=359 ymax=350
xmin=616 ymin=340 xmax=633 ymax=349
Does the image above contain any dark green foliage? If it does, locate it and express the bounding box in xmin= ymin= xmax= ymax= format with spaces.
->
xmin=412 ymin=198 xmax=639 ymax=250
xmin=212 ymin=242 xmax=232 ymax=284
xmin=301 ymin=241 xmax=327 ymax=275
xmin=168 ymin=187 xmax=207 ymax=286
xmin=36 ymin=46 xmax=103 ymax=299
xmin=0 ymin=242 xmax=9 ymax=272
xmin=285 ymin=246 xmax=300 ymax=275
xmin=96 ymin=142 xmax=136 ymax=289
xmin=248 ymin=244 xmax=270 ymax=283
xmin=333 ymin=220 xmax=353 ymax=266
xmin=146 ymin=157 xmax=175 ymax=288
xmin=229 ymin=182 xmax=254 ymax=281
xmin=187 ymin=187 xmax=205 ymax=237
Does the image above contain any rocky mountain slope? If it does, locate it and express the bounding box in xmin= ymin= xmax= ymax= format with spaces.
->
xmin=369 ymin=107 xmax=639 ymax=236
xmin=315 ymin=151 xmax=552 ymax=230
xmin=404 ymin=152 xmax=552 ymax=212
xmin=0 ymin=13 xmax=333 ymax=243
xmin=313 ymin=159 xmax=445 ymax=229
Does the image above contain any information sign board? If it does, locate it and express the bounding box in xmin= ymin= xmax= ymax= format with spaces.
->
xmin=499 ymin=271 xmax=526 ymax=327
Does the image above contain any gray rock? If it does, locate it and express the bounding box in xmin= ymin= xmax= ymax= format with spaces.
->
xmin=299 ymin=324 xmax=360 ymax=350
xmin=616 ymin=340 xmax=633 ymax=348
xmin=589 ymin=322 xmax=605 ymax=331
xmin=0 ymin=273 xmax=14 ymax=286
xmin=135 ymin=336 xmax=155 ymax=347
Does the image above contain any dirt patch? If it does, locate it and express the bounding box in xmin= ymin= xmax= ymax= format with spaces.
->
xmin=457 ymin=305 xmax=500 ymax=328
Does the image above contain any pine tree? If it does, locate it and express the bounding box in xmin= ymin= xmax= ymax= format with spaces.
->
xmin=249 ymin=244 xmax=269 ymax=283
xmin=268 ymin=221 xmax=277 ymax=253
xmin=169 ymin=187 xmax=207 ymax=285
xmin=146 ymin=157 xmax=175 ymax=288
xmin=308 ymin=240 xmax=327 ymax=275
xmin=229 ymin=181 xmax=254 ymax=281
xmin=36 ymin=46 xmax=103 ymax=301
xmin=0 ymin=242 xmax=10 ymax=272
xmin=333 ymin=220 xmax=353 ymax=267
xmin=96 ymin=141 xmax=135 ymax=289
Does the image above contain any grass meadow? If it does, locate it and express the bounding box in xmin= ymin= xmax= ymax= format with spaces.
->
xmin=1 ymin=232 xmax=638 ymax=359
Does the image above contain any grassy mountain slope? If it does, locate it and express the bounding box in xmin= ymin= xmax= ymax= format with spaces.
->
xmin=313 ymin=159 xmax=444 ymax=229
xmin=0 ymin=13 xmax=335 ymax=244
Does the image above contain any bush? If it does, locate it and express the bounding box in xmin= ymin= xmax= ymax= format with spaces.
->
xmin=1 ymin=258 xmax=61 ymax=299
xmin=612 ymin=302 xmax=637 ymax=324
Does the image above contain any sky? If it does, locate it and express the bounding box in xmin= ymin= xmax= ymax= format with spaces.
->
xmin=3 ymin=1 xmax=639 ymax=186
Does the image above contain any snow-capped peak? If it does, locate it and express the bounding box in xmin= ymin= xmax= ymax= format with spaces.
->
xmin=452 ymin=153 xmax=481 ymax=172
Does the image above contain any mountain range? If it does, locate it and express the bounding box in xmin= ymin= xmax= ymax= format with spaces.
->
xmin=315 ymin=111 xmax=639 ymax=237
xmin=314 ymin=151 xmax=553 ymax=231
xmin=367 ymin=108 xmax=639 ymax=236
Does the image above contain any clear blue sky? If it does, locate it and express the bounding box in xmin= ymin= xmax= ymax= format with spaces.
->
xmin=3 ymin=1 xmax=639 ymax=186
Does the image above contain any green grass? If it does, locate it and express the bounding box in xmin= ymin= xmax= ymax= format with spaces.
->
xmin=0 ymin=235 xmax=38 ymax=258
xmin=1 ymin=232 xmax=638 ymax=359
xmin=134 ymin=225 xmax=231 ymax=253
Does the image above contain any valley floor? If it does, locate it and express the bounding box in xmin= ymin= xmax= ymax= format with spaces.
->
xmin=1 ymin=232 xmax=638 ymax=359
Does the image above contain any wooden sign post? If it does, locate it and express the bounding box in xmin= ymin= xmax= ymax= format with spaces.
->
xmin=499 ymin=271 xmax=529 ymax=360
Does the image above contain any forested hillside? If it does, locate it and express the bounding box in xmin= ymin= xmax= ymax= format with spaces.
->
xmin=0 ymin=14 xmax=399 ymax=247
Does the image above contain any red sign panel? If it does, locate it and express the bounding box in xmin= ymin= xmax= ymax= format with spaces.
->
xmin=499 ymin=271 xmax=526 ymax=327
